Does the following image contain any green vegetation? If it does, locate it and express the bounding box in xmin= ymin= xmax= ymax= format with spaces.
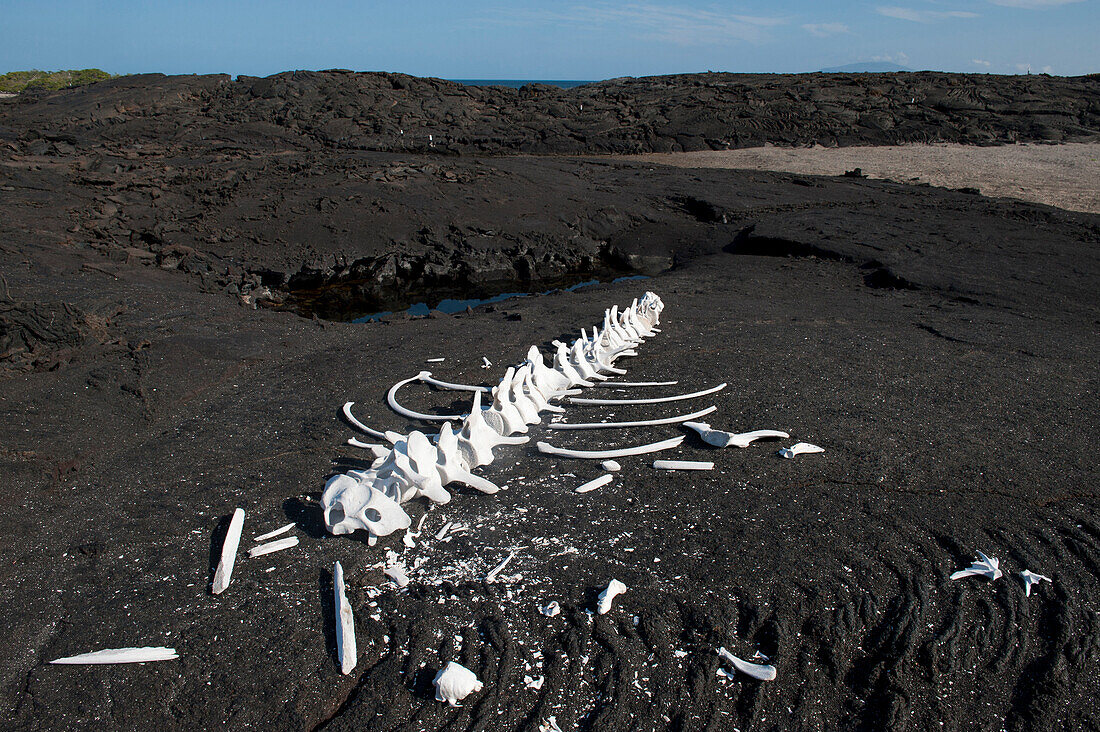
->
xmin=0 ymin=69 xmax=116 ymax=94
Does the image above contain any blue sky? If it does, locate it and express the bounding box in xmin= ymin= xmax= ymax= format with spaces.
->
xmin=2 ymin=1 xmax=1096 ymax=79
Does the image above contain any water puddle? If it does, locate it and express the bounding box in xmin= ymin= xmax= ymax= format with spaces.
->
xmin=353 ymin=276 xmax=649 ymax=323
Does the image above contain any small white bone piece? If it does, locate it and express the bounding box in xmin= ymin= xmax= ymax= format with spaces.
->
xmin=539 ymin=717 xmax=564 ymax=732
xmin=1019 ymin=569 xmax=1052 ymax=596
xmin=779 ymin=442 xmax=825 ymax=459
xmin=541 ymin=601 xmax=561 ymax=616
xmin=434 ymin=661 xmax=483 ymax=706
xmin=653 ymin=460 xmax=714 ymax=471
xmin=385 ymin=564 xmax=410 ymax=587
xmin=595 ymin=380 xmax=679 ymax=387
xmin=537 ymin=435 xmax=684 ymax=460
xmin=334 ymin=561 xmax=357 ymax=674
xmin=682 ymin=423 xmax=790 ymax=448
xmin=50 ymin=647 xmax=178 ymax=665
xmin=597 ymin=579 xmax=627 ymax=614
xmin=212 ymin=508 xmax=245 ymax=595
xmin=341 ymin=401 xmax=388 ymax=440
xmin=547 ymin=405 xmax=717 ymax=430
xmin=717 ymin=647 xmax=777 ymax=681
xmin=524 ymin=674 xmax=545 ymax=690
xmin=950 ymin=551 xmax=1003 ymax=581
xmin=435 ymin=521 xmax=454 ymax=541
xmin=486 ymin=551 xmax=517 ymax=582
xmin=426 ymin=357 xmax=445 ymax=363
xmin=253 ymin=522 xmax=295 ymax=542
xmin=575 ymin=474 xmax=613 ymax=493
xmin=601 ymin=460 xmax=621 ymax=471
xmin=568 ymin=383 xmax=727 ymax=406
xmin=248 ymin=536 xmax=299 ymax=558
xmin=482 ymin=357 xmax=493 ymax=369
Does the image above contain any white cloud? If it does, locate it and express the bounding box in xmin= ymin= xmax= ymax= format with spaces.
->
xmin=989 ymin=0 xmax=1083 ymax=7
xmin=802 ymin=22 xmax=850 ymax=37
xmin=876 ymin=6 xmax=980 ymax=22
xmin=487 ymin=3 xmax=787 ymax=45
xmin=971 ymin=58 xmax=992 ymax=66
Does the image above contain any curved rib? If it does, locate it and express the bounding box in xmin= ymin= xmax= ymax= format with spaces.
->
xmin=387 ymin=375 xmax=466 ymax=422
xmin=419 ymin=372 xmax=492 ymax=393
xmin=547 ymin=405 xmax=717 ymax=430
xmin=342 ymin=402 xmax=388 ymax=439
xmin=595 ymin=380 xmax=679 ymax=387
xmin=568 ymin=383 xmax=727 ymax=406
xmin=347 ymin=437 xmax=385 ymax=449
xmin=536 ymin=435 xmax=685 ymax=460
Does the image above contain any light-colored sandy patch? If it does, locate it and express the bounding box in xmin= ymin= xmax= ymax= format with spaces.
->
xmin=619 ymin=143 xmax=1100 ymax=215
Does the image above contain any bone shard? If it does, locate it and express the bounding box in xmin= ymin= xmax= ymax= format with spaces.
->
xmin=212 ymin=508 xmax=245 ymax=595
xmin=601 ymin=460 xmax=621 ymax=471
xmin=253 ymin=522 xmax=296 ymax=542
xmin=950 ymin=551 xmax=1003 ymax=581
xmin=486 ymin=551 xmax=517 ymax=583
xmin=717 ymin=647 xmax=777 ymax=681
xmin=548 ymin=405 xmax=717 ymax=430
xmin=434 ymin=661 xmax=483 ymax=706
xmin=653 ymin=460 xmax=714 ymax=471
xmin=575 ymin=474 xmax=613 ymax=493
xmin=1019 ymin=569 xmax=1052 ymax=596
xmin=779 ymin=442 xmax=825 ymax=459
xmin=50 ymin=647 xmax=178 ymax=665
xmin=683 ymin=423 xmax=790 ymax=448
xmin=537 ymin=435 xmax=685 ymax=460
xmin=248 ymin=536 xmax=299 ymax=558
xmin=540 ymin=601 xmax=561 ymax=616
xmin=568 ymin=382 xmax=727 ymax=406
xmin=597 ymin=579 xmax=627 ymax=614
xmin=334 ymin=561 xmax=357 ymax=674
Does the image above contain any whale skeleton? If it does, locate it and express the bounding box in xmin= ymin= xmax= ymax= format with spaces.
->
xmin=322 ymin=292 xmax=666 ymax=541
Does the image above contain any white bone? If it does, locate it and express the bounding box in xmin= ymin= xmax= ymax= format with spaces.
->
xmin=595 ymin=380 xmax=679 ymax=387
xmin=601 ymin=460 xmax=621 ymax=471
xmin=779 ymin=442 xmax=825 ymax=459
xmin=541 ymin=601 xmax=561 ymax=616
xmin=436 ymin=422 xmax=501 ymax=494
xmin=481 ymin=357 xmax=492 ymax=368
xmin=539 ymin=716 xmax=564 ymax=732
xmin=435 ymin=521 xmax=453 ymax=540
xmin=419 ymin=372 xmax=492 ymax=393
xmin=426 ymin=357 xmax=445 ymax=363
xmin=575 ymin=474 xmax=613 ymax=493
xmin=487 ymin=367 xmax=530 ymax=434
xmin=525 ymin=675 xmax=545 ymax=690
xmin=248 ymin=536 xmax=299 ymax=558
xmin=653 ymin=460 xmax=713 ymax=471
xmin=597 ymin=579 xmax=627 ymax=614
xmin=334 ymin=561 xmax=357 ymax=674
xmin=552 ymin=342 xmax=592 ymax=387
xmin=347 ymin=438 xmax=389 ymax=455
xmin=526 ymin=345 xmax=572 ymax=397
xmin=342 ymin=401 xmax=388 ymax=440
xmin=385 ymin=564 xmax=410 ymax=587
xmin=682 ymin=423 xmax=790 ymax=448
xmin=323 ymin=475 xmax=412 ymax=537
xmin=537 ymin=435 xmax=685 ymax=460
xmin=568 ymin=383 xmax=727 ymax=406
xmin=486 ymin=551 xmax=517 ymax=582
xmin=1019 ymin=569 xmax=1052 ymax=596
xmin=951 ymin=551 xmax=1003 ymax=581
xmin=461 ymin=390 xmax=529 ymax=467
xmin=549 ymin=405 xmax=717 ymax=430
xmin=50 ymin=647 xmax=178 ymax=665
xmin=253 ymin=522 xmax=295 ymax=542
xmin=212 ymin=508 xmax=245 ymax=594
xmin=388 ymin=373 xmax=465 ymax=422
xmin=434 ymin=661 xmax=483 ymax=706
xmin=717 ymin=647 xmax=776 ymax=681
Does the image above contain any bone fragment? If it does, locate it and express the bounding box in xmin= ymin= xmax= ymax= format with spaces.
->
xmin=575 ymin=474 xmax=613 ymax=493
xmin=212 ymin=508 xmax=245 ymax=594
xmin=568 ymin=383 xmax=727 ymax=406
xmin=682 ymin=423 xmax=790 ymax=448
xmin=601 ymin=460 xmax=621 ymax=471
xmin=50 ymin=647 xmax=178 ymax=665
xmin=717 ymin=647 xmax=776 ymax=681
xmin=1020 ymin=569 xmax=1052 ymax=596
xmin=779 ymin=442 xmax=825 ymax=459
xmin=341 ymin=401 xmax=388 ymax=439
xmin=537 ymin=435 xmax=685 ymax=460
xmin=248 ymin=536 xmax=299 ymax=558
xmin=524 ymin=674 xmax=545 ymax=690
xmin=253 ymin=522 xmax=296 ymax=542
xmin=950 ymin=551 xmax=1003 ymax=581
xmin=482 ymin=357 xmax=492 ymax=368
xmin=486 ymin=551 xmax=516 ymax=583
xmin=595 ymin=380 xmax=679 ymax=387
xmin=434 ymin=661 xmax=483 ymax=706
xmin=385 ymin=564 xmax=410 ymax=587
xmin=541 ymin=601 xmax=561 ymax=616
xmin=435 ymin=521 xmax=454 ymax=541
xmin=597 ymin=579 xmax=627 ymax=614
xmin=653 ymin=460 xmax=714 ymax=471
xmin=426 ymin=357 xmax=445 ymax=363
xmin=539 ymin=717 xmax=564 ymax=732
xmin=547 ymin=405 xmax=717 ymax=430
xmin=334 ymin=561 xmax=357 ymax=674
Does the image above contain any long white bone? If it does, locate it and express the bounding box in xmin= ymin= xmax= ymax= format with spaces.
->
xmin=653 ymin=460 xmax=714 ymax=471
xmin=50 ymin=647 xmax=178 ymax=665
xmin=548 ymin=405 xmax=717 ymax=430
xmin=683 ymin=423 xmax=790 ymax=448
xmin=537 ymin=435 xmax=685 ymax=459
xmin=342 ymin=402 xmax=389 ymax=440
xmin=717 ymin=647 xmax=776 ymax=681
xmin=418 ymin=372 xmax=492 ymax=393
xmin=950 ymin=551 xmax=1003 ymax=581
xmin=595 ymin=380 xmax=679 ymax=387
xmin=568 ymin=383 xmax=727 ymax=406
xmin=597 ymin=579 xmax=627 ymax=614
xmin=334 ymin=561 xmax=357 ymax=674
xmin=388 ymin=373 xmax=466 ymax=422
xmin=212 ymin=508 xmax=245 ymax=595
xmin=779 ymin=442 xmax=824 ymax=459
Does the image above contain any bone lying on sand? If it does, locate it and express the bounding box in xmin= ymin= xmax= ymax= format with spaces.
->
xmin=50 ymin=647 xmax=179 ymax=665
xmin=212 ymin=508 xmax=245 ymax=594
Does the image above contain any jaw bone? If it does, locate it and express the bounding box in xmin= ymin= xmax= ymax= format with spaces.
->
xmin=683 ymin=423 xmax=790 ymax=448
